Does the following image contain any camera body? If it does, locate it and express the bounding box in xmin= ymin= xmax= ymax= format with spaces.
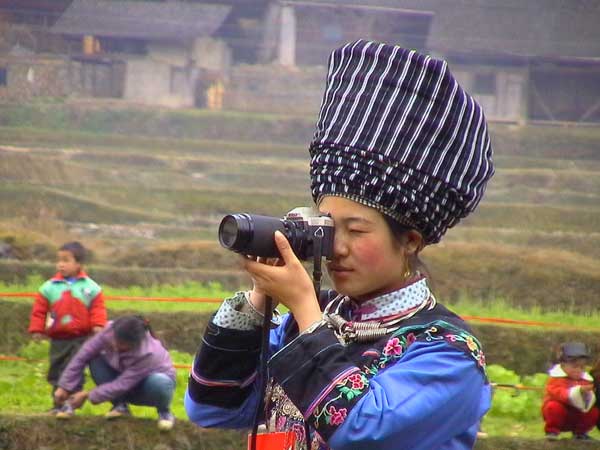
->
xmin=218 ymin=207 xmax=334 ymax=260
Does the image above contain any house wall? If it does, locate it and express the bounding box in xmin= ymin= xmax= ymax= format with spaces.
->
xmin=224 ymin=64 xmax=325 ymax=114
xmin=123 ymin=40 xmax=231 ymax=108
xmin=291 ymin=5 xmax=431 ymax=67
xmin=451 ymin=64 xmax=528 ymax=123
xmin=529 ymin=65 xmax=600 ymax=123
xmin=192 ymin=37 xmax=231 ymax=73
xmin=124 ymin=44 xmax=194 ymax=107
xmin=67 ymin=58 xmax=125 ymax=98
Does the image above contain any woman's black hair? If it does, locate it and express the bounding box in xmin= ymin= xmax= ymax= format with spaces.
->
xmin=112 ymin=315 xmax=154 ymax=348
xmin=382 ymin=215 xmax=432 ymax=281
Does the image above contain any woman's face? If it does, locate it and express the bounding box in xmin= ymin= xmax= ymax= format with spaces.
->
xmin=319 ymin=196 xmax=413 ymax=301
xmin=111 ymin=338 xmax=133 ymax=353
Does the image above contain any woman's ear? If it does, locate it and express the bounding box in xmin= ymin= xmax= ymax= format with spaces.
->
xmin=404 ymin=230 xmax=424 ymax=255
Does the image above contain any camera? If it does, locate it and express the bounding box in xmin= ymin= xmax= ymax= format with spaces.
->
xmin=218 ymin=207 xmax=335 ymax=260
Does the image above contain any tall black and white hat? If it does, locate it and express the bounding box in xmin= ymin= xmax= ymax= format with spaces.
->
xmin=310 ymin=40 xmax=495 ymax=244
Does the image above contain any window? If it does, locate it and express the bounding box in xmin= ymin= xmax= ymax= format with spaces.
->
xmin=0 ymin=68 xmax=7 ymax=86
xmin=473 ymin=73 xmax=495 ymax=95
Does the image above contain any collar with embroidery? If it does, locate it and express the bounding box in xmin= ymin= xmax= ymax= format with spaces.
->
xmin=350 ymin=276 xmax=432 ymax=321
xmin=322 ymin=277 xmax=436 ymax=344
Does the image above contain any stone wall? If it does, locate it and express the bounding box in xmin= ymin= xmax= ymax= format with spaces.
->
xmin=0 ymin=56 xmax=70 ymax=101
xmin=0 ymin=55 xmax=125 ymax=102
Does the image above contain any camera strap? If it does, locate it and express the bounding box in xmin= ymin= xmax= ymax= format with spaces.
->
xmin=249 ymin=229 xmax=326 ymax=450
xmin=250 ymin=296 xmax=273 ymax=450
xmin=249 ymin=298 xmax=301 ymax=450
xmin=312 ymin=226 xmax=325 ymax=295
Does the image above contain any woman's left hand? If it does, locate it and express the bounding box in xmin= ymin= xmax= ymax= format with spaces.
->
xmin=69 ymin=391 xmax=89 ymax=409
xmin=243 ymin=231 xmax=322 ymax=332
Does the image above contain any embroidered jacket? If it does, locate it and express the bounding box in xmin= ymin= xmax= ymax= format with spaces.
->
xmin=186 ymin=283 xmax=491 ymax=450
xmin=543 ymin=364 xmax=596 ymax=413
xmin=28 ymin=271 xmax=106 ymax=339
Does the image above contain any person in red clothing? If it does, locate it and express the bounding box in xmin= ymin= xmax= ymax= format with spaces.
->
xmin=28 ymin=241 xmax=107 ymax=415
xmin=542 ymin=342 xmax=598 ymax=441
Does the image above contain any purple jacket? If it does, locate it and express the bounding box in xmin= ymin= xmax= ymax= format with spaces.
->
xmin=58 ymin=323 xmax=176 ymax=404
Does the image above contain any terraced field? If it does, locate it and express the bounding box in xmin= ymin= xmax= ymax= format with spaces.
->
xmin=1 ymin=102 xmax=599 ymax=313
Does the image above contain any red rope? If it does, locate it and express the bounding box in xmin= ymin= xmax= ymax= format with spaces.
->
xmin=0 ymin=292 xmax=221 ymax=303
xmin=2 ymin=292 xmax=599 ymax=331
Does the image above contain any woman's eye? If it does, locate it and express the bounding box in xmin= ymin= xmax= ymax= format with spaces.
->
xmin=349 ymin=229 xmax=367 ymax=234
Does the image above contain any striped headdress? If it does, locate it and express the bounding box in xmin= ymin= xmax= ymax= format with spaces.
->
xmin=310 ymin=40 xmax=495 ymax=244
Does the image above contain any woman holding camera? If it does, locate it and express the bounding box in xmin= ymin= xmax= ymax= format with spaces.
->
xmin=186 ymin=39 xmax=494 ymax=450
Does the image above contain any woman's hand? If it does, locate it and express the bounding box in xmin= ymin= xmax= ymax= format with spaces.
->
xmin=69 ymin=391 xmax=89 ymax=409
xmin=54 ymin=387 xmax=69 ymax=406
xmin=242 ymin=231 xmax=322 ymax=332
xmin=245 ymin=256 xmax=282 ymax=314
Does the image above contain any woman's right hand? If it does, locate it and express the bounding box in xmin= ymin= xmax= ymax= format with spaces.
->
xmin=54 ymin=387 xmax=69 ymax=406
xmin=245 ymin=256 xmax=282 ymax=313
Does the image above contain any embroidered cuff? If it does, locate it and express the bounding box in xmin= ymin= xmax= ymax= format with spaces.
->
xmin=214 ymin=291 xmax=283 ymax=330
xmin=213 ymin=291 xmax=263 ymax=330
xmin=268 ymin=326 xmax=366 ymax=441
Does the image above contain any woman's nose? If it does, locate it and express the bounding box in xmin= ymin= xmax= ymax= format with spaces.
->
xmin=333 ymin=233 xmax=348 ymax=257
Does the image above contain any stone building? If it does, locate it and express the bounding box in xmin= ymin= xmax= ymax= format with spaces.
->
xmin=50 ymin=0 xmax=233 ymax=107
xmin=257 ymin=0 xmax=600 ymax=123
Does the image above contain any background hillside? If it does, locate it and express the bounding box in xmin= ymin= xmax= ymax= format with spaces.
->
xmin=1 ymin=99 xmax=599 ymax=449
xmin=1 ymin=100 xmax=599 ymax=313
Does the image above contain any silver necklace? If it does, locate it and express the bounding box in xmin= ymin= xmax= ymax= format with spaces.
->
xmin=322 ymin=294 xmax=437 ymax=344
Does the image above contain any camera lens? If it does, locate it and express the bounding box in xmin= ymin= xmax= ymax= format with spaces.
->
xmin=218 ymin=214 xmax=286 ymax=258
xmin=218 ymin=214 xmax=252 ymax=251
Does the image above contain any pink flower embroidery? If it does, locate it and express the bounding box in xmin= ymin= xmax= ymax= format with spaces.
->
xmin=348 ymin=373 xmax=365 ymax=390
xmin=291 ymin=422 xmax=306 ymax=442
xmin=478 ymin=353 xmax=486 ymax=367
xmin=445 ymin=334 xmax=457 ymax=342
xmin=276 ymin=416 xmax=287 ymax=430
xmin=328 ymin=406 xmax=348 ymax=426
xmin=383 ymin=337 xmax=403 ymax=356
xmin=406 ymin=333 xmax=417 ymax=346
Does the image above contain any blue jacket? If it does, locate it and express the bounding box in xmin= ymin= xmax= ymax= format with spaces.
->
xmin=186 ymin=300 xmax=491 ymax=450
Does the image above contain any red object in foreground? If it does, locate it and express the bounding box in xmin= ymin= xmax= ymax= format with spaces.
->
xmin=248 ymin=431 xmax=296 ymax=450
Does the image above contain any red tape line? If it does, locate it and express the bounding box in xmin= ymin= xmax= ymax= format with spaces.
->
xmin=2 ymin=293 xmax=599 ymax=331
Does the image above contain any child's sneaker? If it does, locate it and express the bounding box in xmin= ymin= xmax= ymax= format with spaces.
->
xmin=573 ymin=433 xmax=595 ymax=441
xmin=46 ymin=406 xmax=61 ymax=416
xmin=105 ymin=403 xmax=131 ymax=419
xmin=55 ymin=403 xmax=74 ymax=419
xmin=157 ymin=411 xmax=175 ymax=430
xmin=545 ymin=432 xmax=559 ymax=441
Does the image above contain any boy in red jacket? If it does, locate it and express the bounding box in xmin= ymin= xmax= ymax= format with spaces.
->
xmin=542 ymin=342 xmax=598 ymax=441
xmin=28 ymin=241 xmax=107 ymax=414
